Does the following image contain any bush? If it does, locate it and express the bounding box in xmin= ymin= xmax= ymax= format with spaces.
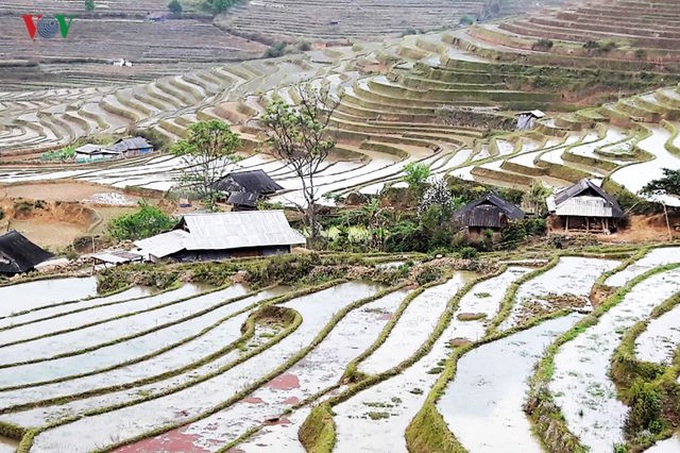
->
xmin=532 ymin=38 xmax=554 ymax=51
xmin=168 ymin=0 xmax=182 ymax=15
xmin=625 ymin=380 xmax=663 ymax=436
xmin=459 ymin=246 xmax=478 ymax=259
xmin=459 ymin=15 xmax=475 ymax=26
xmin=524 ymin=218 xmax=547 ymax=236
xmin=108 ymin=201 xmax=175 ymax=241
xmin=265 ymin=42 xmax=287 ymax=58
xmin=415 ymin=266 xmax=444 ymax=286
xmin=501 ymin=221 xmax=527 ymax=246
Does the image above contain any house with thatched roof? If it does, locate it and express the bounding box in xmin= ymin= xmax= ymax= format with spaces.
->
xmin=546 ymin=179 xmax=623 ymax=233
xmin=453 ymin=193 xmax=525 ymax=240
xmin=0 ymin=231 xmax=53 ymax=276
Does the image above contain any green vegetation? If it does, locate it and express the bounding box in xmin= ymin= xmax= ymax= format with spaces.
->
xmin=168 ymin=0 xmax=183 ymax=14
xmin=170 ymin=120 xmax=242 ymax=205
xmin=262 ymin=84 xmax=339 ymax=244
xmin=642 ymin=169 xmax=680 ymax=198
xmin=609 ymin=292 xmax=680 ymax=450
xmin=108 ymin=201 xmax=175 ymax=242
xmin=525 ymin=263 xmax=680 ymax=453
xmin=40 ymin=146 xmax=75 ymax=162
xmin=403 ymin=162 xmax=431 ymax=197
xmin=84 ymin=0 xmax=95 ymax=12
xmin=201 ymin=0 xmax=238 ymax=14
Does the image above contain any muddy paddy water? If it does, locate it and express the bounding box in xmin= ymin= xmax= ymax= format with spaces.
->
xmin=0 ymin=436 xmax=18 ymax=453
xmin=606 ymin=246 xmax=680 ymax=287
xmin=0 ymin=277 xmax=98 ymax=317
xmin=551 ymin=269 xmax=680 ymax=451
xmin=359 ymin=272 xmax=474 ymax=375
xmin=635 ymin=302 xmax=680 ymax=365
xmin=500 ymin=257 xmax=618 ymax=330
xmin=29 ymin=282 xmax=380 ymax=453
xmin=647 ymin=433 xmax=680 ymax=452
xmin=438 ymin=314 xmax=583 ymax=453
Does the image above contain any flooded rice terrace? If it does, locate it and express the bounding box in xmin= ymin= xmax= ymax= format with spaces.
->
xmin=0 ymin=248 xmax=679 ymax=452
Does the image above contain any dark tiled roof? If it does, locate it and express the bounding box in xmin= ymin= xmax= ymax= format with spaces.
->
xmin=554 ymin=179 xmax=623 ymax=217
xmin=453 ymin=193 xmax=525 ymax=228
xmin=227 ymin=191 xmax=260 ymax=208
xmin=215 ymin=170 xmax=283 ymax=195
xmin=0 ymin=231 xmax=53 ymax=275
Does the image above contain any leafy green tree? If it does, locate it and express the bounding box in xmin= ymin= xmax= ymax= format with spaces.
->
xmin=402 ymin=162 xmax=431 ymax=197
xmin=262 ymin=84 xmax=340 ymax=244
xmin=641 ymin=169 xmax=680 ymax=198
xmin=170 ymin=120 xmax=242 ymax=204
xmin=109 ymin=202 xmax=175 ymax=241
xmin=84 ymin=0 xmax=96 ymax=11
xmin=168 ymin=0 xmax=183 ymax=15
xmin=523 ymin=181 xmax=552 ymax=216
xmin=203 ymin=0 xmax=235 ymax=14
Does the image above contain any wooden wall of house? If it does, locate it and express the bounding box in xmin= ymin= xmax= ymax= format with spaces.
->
xmin=169 ymin=245 xmax=292 ymax=262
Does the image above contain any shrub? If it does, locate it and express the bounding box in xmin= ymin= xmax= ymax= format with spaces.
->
xmin=108 ymin=201 xmax=175 ymax=241
xmin=403 ymin=162 xmax=431 ymax=196
xmin=297 ymin=41 xmax=311 ymax=51
xmin=459 ymin=14 xmax=475 ymax=26
xmin=583 ymin=40 xmax=600 ymax=51
xmin=524 ymin=218 xmax=547 ymax=236
xmin=501 ymin=221 xmax=527 ymax=246
xmin=415 ymin=266 xmax=444 ymax=286
xmin=84 ymin=0 xmax=95 ymax=11
xmin=265 ymin=42 xmax=287 ymax=58
xmin=625 ymin=380 xmax=663 ymax=436
xmin=168 ymin=0 xmax=182 ymax=15
xmin=532 ymin=38 xmax=554 ymax=51
xmin=459 ymin=246 xmax=478 ymax=259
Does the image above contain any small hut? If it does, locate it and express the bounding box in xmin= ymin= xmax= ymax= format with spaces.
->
xmin=547 ymin=179 xmax=623 ymax=233
xmin=453 ymin=193 xmax=525 ymax=240
xmin=0 ymin=231 xmax=53 ymax=276
xmin=106 ymin=137 xmax=153 ymax=157
xmin=516 ymin=110 xmax=546 ymax=131
xmin=214 ymin=170 xmax=283 ymax=210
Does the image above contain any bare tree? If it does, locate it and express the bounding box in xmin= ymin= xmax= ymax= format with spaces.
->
xmin=261 ymin=84 xmax=340 ymax=245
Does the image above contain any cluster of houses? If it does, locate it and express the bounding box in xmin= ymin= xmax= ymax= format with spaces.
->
xmin=453 ymin=178 xmax=623 ymax=236
xmin=74 ymin=137 xmax=153 ymax=162
xmin=0 ymin=178 xmax=624 ymax=276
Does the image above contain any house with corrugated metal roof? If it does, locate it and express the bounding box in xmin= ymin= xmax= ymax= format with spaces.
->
xmin=0 ymin=231 xmax=53 ymax=276
xmin=453 ymin=193 xmax=525 ymax=240
xmin=546 ymin=179 xmax=623 ymax=233
xmin=214 ymin=170 xmax=283 ymax=210
xmin=106 ymin=137 xmax=153 ymax=157
xmin=134 ymin=211 xmax=306 ymax=262
xmin=74 ymin=144 xmax=120 ymax=162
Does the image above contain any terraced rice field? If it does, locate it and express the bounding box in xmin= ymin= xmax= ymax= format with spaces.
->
xmin=3 ymin=18 xmax=680 ymax=207
xmin=0 ymin=247 xmax=679 ymax=451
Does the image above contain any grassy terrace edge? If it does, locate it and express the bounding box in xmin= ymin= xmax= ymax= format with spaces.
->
xmin=6 ymin=280 xmax=344 ymax=450
xmin=298 ymin=265 xmax=509 ymax=452
xmin=524 ymin=263 xmax=680 ymax=453
xmin=89 ymin=282 xmax=403 ymax=452
xmin=610 ymin=291 xmax=680 ymax=451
